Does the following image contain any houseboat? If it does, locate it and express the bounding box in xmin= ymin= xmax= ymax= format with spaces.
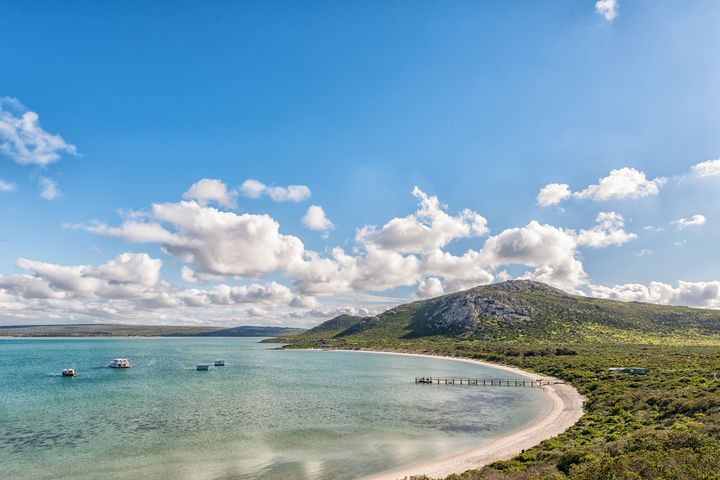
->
xmin=214 ymin=360 xmax=225 ymax=366
xmin=61 ymin=368 xmax=76 ymax=377
xmin=196 ymin=364 xmax=209 ymax=371
xmin=108 ymin=358 xmax=132 ymax=368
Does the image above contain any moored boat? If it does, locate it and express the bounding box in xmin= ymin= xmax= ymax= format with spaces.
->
xmin=61 ymin=368 xmax=76 ymax=377
xmin=214 ymin=360 xmax=225 ymax=366
xmin=108 ymin=358 xmax=132 ymax=368
xmin=197 ymin=364 xmax=209 ymax=371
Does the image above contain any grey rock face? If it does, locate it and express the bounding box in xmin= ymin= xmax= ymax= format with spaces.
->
xmin=423 ymin=291 xmax=533 ymax=334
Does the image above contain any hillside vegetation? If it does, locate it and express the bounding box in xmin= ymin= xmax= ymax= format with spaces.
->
xmin=289 ymin=280 xmax=720 ymax=345
xmin=277 ymin=280 xmax=720 ymax=479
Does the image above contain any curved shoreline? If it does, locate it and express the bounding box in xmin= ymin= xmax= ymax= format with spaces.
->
xmin=305 ymin=349 xmax=585 ymax=480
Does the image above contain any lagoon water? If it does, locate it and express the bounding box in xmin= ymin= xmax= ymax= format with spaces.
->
xmin=1 ymin=338 xmax=551 ymax=479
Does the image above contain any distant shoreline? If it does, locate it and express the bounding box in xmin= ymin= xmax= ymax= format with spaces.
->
xmin=0 ymin=324 xmax=304 ymax=338
xmin=302 ymin=348 xmax=585 ymax=480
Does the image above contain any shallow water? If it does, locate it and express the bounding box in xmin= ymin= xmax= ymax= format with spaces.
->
xmin=0 ymin=337 xmax=551 ymax=479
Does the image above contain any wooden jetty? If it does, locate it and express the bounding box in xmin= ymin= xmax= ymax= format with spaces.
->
xmin=414 ymin=377 xmax=563 ymax=387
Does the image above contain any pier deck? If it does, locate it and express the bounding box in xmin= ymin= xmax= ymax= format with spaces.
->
xmin=414 ymin=377 xmax=563 ymax=387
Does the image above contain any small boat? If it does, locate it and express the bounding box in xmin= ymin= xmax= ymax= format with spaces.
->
xmin=61 ymin=368 xmax=76 ymax=377
xmin=196 ymin=364 xmax=209 ymax=371
xmin=214 ymin=360 xmax=225 ymax=366
xmin=108 ymin=358 xmax=132 ymax=368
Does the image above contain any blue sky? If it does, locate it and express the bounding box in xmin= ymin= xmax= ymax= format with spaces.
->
xmin=1 ymin=0 xmax=719 ymax=326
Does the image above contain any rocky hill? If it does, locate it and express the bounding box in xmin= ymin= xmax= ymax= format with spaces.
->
xmin=295 ymin=280 xmax=720 ymax=343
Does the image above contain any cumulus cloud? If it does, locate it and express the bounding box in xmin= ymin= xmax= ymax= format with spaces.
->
xmin=0 ymin=179 xmax=16 ymax=192
xmin=575 ymin=168 xmax=665 ymax=202
xmin=302 ymin=205 xmax=334 ymax=231
xmin=479 ymin=220 xmax=587 ymax=291
xmin=39 ymin=177 xmax=61 ymax=200
xmin=672 ymin=214 xmax=706 ymax=230
xmin=20 ymin=179 xmax=713 ymax=325
xmin=691 ymin=159 xmax=720 ymax=178
xmin=356 ymin=186 xmax=488 ymax=253
xmin=72 ymin=183 xmax=641 ymax=301
xmin=290 ymin=246 xmax=421 ymax=296
xmin=537 ymin=183 xmax=571 ymax=206
xmin=421 ymin=249 xmax=494 ymax=293
xmin=591 ymin=280 xmax=720 ymax=309
xmin=0 ymin=252 xmax=310 ymax=323
xmin=12 ymin=253 xmax=162 ymax=300
xmin=239 ymin=179 xmax=311 ymax=202
xmin=538 ymin=168 xmax=666 ymax=206
xmin=416 ymin=277 xmax=445 ymax=299
xmin=0 ymin=97 xmax=77 ymax=166
xmin=80 ymin=201 xmax=306 ymax=279
xmin=595 ymin=0 xmax=618 ymax=21
xmin=576 ymin=212 xmax=637 ymax=248
xmin=183 ymin=178 xmax=236 ymax=208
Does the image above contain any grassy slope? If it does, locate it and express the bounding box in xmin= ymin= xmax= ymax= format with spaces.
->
xmin=279 ymin=282 xmax=720 ymax=479
xmin=288 ymin=282 xmax=720 ymax=345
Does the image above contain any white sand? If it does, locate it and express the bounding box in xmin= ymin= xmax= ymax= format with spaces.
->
xmin=312 ymin=349 xmax=585 ymax=480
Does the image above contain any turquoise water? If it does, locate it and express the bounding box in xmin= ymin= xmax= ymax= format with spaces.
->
xmin=0 ymin=338 xmax=551 ymax=479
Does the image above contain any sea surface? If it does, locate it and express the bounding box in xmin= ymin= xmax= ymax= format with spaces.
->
xmin=0 ymin=337 xmax=552 ymax=479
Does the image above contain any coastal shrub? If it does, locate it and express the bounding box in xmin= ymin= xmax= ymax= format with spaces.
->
xmin=556 ymin=451 xmax=594 ymax=474
xmin=555 ymin=348 xmax=578 ymax=356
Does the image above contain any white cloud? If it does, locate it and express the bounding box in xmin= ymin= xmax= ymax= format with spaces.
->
xmin=239 ymin=179 xmax=311 ymax=202
xmin=22 ymin=178 xmax=718 ymax=325
xmin=356 ymin=186 xmax=488 ymax=253
xmin=595 ymin=0 xmax=618 ymax=22
xmin=0 ymin=252 xmax=310 ymax=323
xmin=72 ymin=220 xmax=181 ymax=244
xmin=302 ymin=205 xmax=334 ymax=231
xmin=0 ymin=179 xmax=16 ymax=192
xmin=13 ymin=253 xmax=162 ymax=300
xmin=633 ymin=249 xmax=654 ymax=258
xmin=72 ymin=185 xmax=638 ymax=300
xmin=591 ymin=280 xmax=720 ymax=309
xmin=238 ymin=179 xmax=265 ymax=198
xmin=479 ymin=220 xmax=587 ymax=291
xmin=691 ymin=159 xmax=720 ymax=178
xmin=416 ymin=277 xmax=445 ymax=299
xmin=537 ymin=183 xmax=571 ymax=206
xmin=574 ymin=168 xmax=665 ymax=202
xmin=83 ymin=201 xmax=306 ymax=279
xmin=289 ymin=246 xmax=421 ymax=296
xmin=421 ymin=249 xmax=494 ymax=293
xmin=39 ymin=177 xmax=61 ymax=200
xmin=537 ymin=168 xmax=665 ymax=206
xmin=673 ymin=214 xmax=706 ymax=230
xmin=183 ymin=178 xmax=237 ymax=208
xmin=576 ymin=212 xmax=636 ymax=248
xmin=0 ymin=97 xmax=77 ymax=166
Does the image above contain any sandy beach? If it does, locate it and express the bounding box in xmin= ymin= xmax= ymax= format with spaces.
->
xmin=322 ymin=350 xmax=586 ymax=480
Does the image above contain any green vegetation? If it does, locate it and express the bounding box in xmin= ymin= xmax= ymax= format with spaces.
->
xmin=276 ymin=281 xmax=720 ymax=479
xmin=0 ymin=323 xmax=304 ymax=337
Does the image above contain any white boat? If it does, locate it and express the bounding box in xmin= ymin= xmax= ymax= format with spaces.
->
xmin=197 ymin=364 xmax=209 ymax=371
xmin=108 ymin=358 xmax=132 ymax=368
xmin=61 ymin=368 xmax=76 ymax=377
xmin=214 ymin=360 xmax=225 ymax=366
